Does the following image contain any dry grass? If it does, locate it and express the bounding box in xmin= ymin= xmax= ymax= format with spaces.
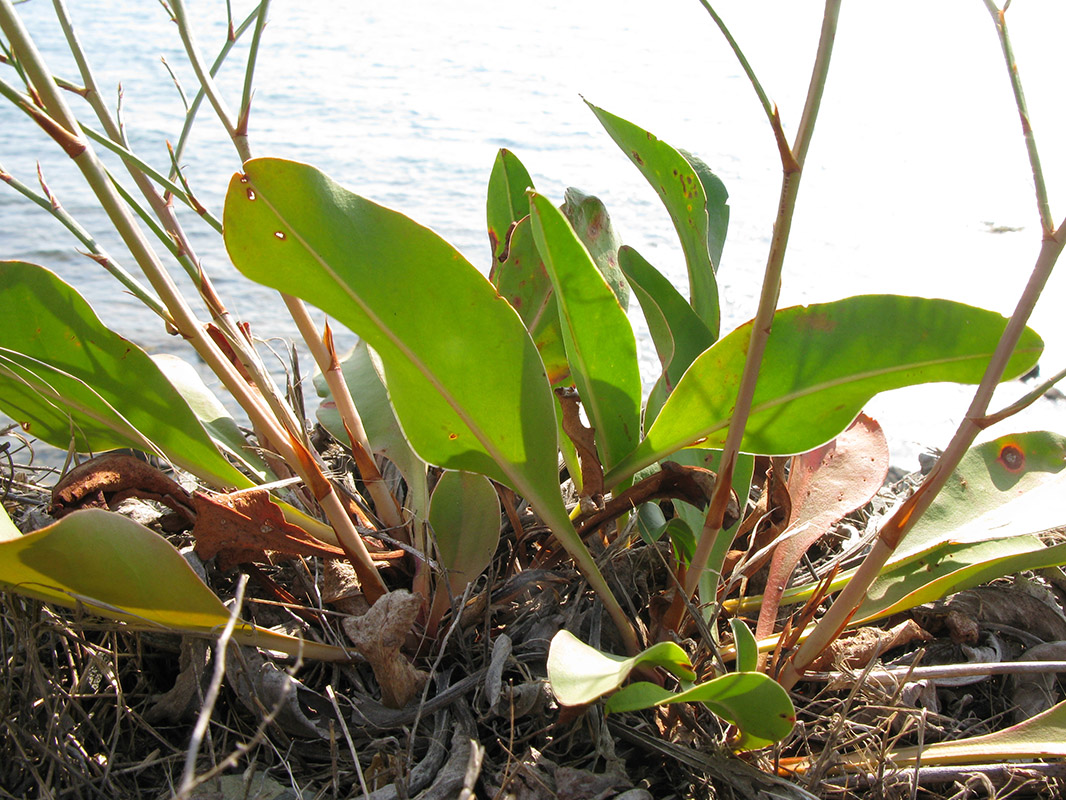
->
xmin=2 ymin=435 xmax=1065 ymax=799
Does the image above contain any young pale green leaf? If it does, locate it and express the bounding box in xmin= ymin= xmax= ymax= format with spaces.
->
xmin=605 ymin=672 xmax=795 ymax=751
xmin=529 ymin=192 xmax=641 ymax=472
xmin=854 ymin=537 xmax=1066 ymax=625
xmin=315 ymin=341 xmax=430 ymax=519
xmin=620 ymin=246 xmax=715 ymax=427
xmin=0 ymin=261 xmax=253 ymax=492
xmin=546 ymin=629 xmax=695 ymax=707
xmin=428 ymin=471 xmax=501 ymax=595
xmin=225 ymin=158 xmax=560 ymax=508
xmin=561 ymin=188 xmax=629 ymax=310
xmin=586 ymin=101 xmax=720 ymax=335
xmin=0 ymin=508 xmax=350 ymax=660
xmin=730 ymin=618 xmax=759 ymax=674
xmin=847 ymin=699 xmax=1066 ymax=767
xmin=607 ymin=296 xmax=1043 ymax=486
xmin=486 ymin=148 xmax=535 ymax=261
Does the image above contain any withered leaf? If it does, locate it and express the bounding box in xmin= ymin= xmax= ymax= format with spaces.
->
xmin=191 ymin=490 xmax=344 ymax=570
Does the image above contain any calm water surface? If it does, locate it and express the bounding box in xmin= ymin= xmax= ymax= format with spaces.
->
xmin=2 ymin=1 xmax=1065 ymax=469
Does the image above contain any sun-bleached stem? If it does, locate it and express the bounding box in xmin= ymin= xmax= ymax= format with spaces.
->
xmin=0 ymin=0 xmax=388 ymax=601
xmin=284 ymin=296 xmax=406 ymax=533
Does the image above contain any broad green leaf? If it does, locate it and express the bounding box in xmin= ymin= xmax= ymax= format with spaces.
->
xmin=635 ymin=500 xmax=668 ymax=545
xmin=620 ymin=246 xmax=714 ymax=427
xmin=730 ymin=618 xmax=759 ymax=674
xmin=0 ymin=508 xmax=350 ymax=660
xmin=152 ymin=353 xmax=272 ymax=481
xmin=586 ymin=101 xmax=720 ymax=335
xmin=546 ymin=629 xmax=695 ymax=707
xmin=490 ymin=215 xmax=570 ymax=386
xmin=0 ymin=261 xmax=253 ymax=491
xmin=846 ymin=699 xmax=1066 ymax=768
xmin=315 ymin=341 xmax=430 ymax=519
xmin=605 ymin=672 xmax=795 ymax=751
xmin=561 ymin=188 xmax=629 ymax=309
xmin=607 ymin=296 xmax=1043 ymax=486
xmin=428 ymin=471 xmax=501 ymax=595
xmin=486 ymin=148 xmax=535 ymax=261
xmin=529 ymin=192 xmax=641 ymax=472
xmin=225 ymin=158 xmax=559 ymax=506
xmin=225 ymin=160 xmax=622 ymax=634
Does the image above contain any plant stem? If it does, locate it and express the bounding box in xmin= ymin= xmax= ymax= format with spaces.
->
xmin=236 ymin=0 xmax=270 ymax=141
xmin=680 ymin=0 xmax=842 ymax=607
xmin=285 ymin=297 xmax=406 ymax=533
xmin=779 ymin=4 xmax=1066 ymax=687
xmin=779 ymin=229 xmax=1065 ymax=689
xmin=695 ymin=0 xmax=773 ymax=126
xmin=982 ymin=0 xmax=1054 ymax=235
xmin=0 ymin=161 xmax=168 ymax=319
xmin=0 ymin=0 xmax=388 ymax=601
xmin=169 ymin=6 xmax=261 ymax=176
xmin=169 ymin=0 xmax=249 ymax=161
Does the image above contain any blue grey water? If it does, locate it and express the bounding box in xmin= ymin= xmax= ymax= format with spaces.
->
xmin=2 ymin=0 xmax=1064 ymax=470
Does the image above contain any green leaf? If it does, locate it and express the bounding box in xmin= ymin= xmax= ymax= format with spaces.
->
xmin=620 ymin=246 xmax=715 ymax=427
xmin=486 ymin=148 xmax=535 ymax=262
xmin=0 ymin=505 xmax=19 ymax=543
xmin=428 ymin=471 xmax=501 ymax=595
xmin=887 ymin=430 xmax=1066 ymax=568
xmin=730 ymin=618 xmax=758 ymax=673
xmin=0 ymin=261 xmax=253 ymax=491
xmin=855 ymin=699 xmax=1066 ymax=767
xmin=490 ymin=215 xmax=570 ymax=386
xmin=152 ymin=353 xmax=272 ymax=481
xmin=586 ymin=101 xmax=720 ymax=335
xmin=225 ymin=158 xmax=560 ymax=506
xmin=605 ymin=672 xmax=795 ymax=751
xmin=315 ymin=341 xmax=430 ymax=519
xmin=560 ymin=188 xmax=629 ymax=309
xmin=529 ymin=192 xmax=642 ymax=472
xmin=855 ymin=536 xmax=1066 ymax=624
xmin=679 ymin=149 xmax=730 ymax=273
xmin=607 ymin=296 xmax=1043 ymax=485
xmin=0 ymin=508 xmax=350 ymax=660
xmin=225 ymin=159 xmax=625 ymax=639
xmin=546 ymin=629 xmax=695 ymax=707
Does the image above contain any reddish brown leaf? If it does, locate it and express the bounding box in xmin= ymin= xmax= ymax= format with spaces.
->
xmin=51 ymin=452 xmax=195 ymax=525
xmin=756 ymin=414 xmax=889 ymax=643
xmin=191 ymin=489 xmax=345 ymax=570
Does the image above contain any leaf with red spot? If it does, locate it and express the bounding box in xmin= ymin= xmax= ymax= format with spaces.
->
xmin=605 ymin=296 xmax=1043 ymax=488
